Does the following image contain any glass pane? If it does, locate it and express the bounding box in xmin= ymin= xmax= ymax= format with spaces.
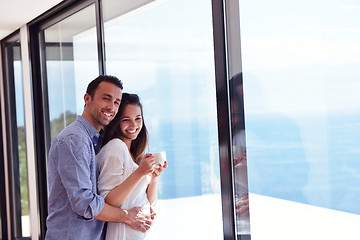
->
xmin=13 ymin=45 xmax=30 ymax=237
xmin=4 ymin=40 xmax=30 ymax=237
xmin=103 ymin=0 xmax=223 ymax=239
xmin=230 ymin=73 xmax=251 ymax=238
xmin=43 ymin=4 xmax=99 ymax=139
xmin=238 ymin=0 xmax=360 ymax=239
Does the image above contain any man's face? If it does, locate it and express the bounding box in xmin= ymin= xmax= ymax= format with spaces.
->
xmin=84 ymin=81 xmax=122 ymax=131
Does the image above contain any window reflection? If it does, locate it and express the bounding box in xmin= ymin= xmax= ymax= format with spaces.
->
xmin=103 ymin=0 xmax=223 ymax=238
xmin=230 ymin=73 xmax=251 ymax=238
xmin=43 ymin=4 xmax=99 ymax=139
xmin=239 ymin=0 xmax=360 ymax=238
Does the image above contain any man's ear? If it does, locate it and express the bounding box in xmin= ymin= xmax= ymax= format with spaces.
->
xmin=84 ymin=93 xmax=91 ymax=107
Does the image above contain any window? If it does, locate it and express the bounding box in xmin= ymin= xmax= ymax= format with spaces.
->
xmin=102 ymin=0 xmax=224 ymax=238
xmin=1 ymin=32 xmax=30 ymax=239
xmin=237 ymin=0 xmax=360 ymax=239
xmin=30 ymin=2 xmax=101 ymax=238
xmin=42 ymin=3 xmax=99 ymax=140
xmin=28 ymin=0 xmax=234 ymax=238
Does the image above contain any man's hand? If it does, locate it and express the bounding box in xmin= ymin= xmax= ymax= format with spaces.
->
xmin=235 ymin=194 xmax=249 ymax=218
xmin=150 ymin=206 xmax=156 ymax=220
xmin=233 ymin=148 xmax=247 ymax=166
xmin=126 ymin=207 xmax=153 ymax=233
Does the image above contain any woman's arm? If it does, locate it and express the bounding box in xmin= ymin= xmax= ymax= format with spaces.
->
xmin=105 ymin=153 xmax=155 ymax=207
xmin=146 ymin=179 xmax=158 ymax=205
xmin=147 ymin=161 xmax=168 ymax=205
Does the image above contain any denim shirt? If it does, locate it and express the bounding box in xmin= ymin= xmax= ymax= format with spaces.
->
xmin=46 ymin=115 xmax=105 ymax=240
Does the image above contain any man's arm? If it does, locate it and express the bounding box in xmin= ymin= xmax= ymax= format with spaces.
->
xmin=95 ymin=203 xmax=153 ymax=233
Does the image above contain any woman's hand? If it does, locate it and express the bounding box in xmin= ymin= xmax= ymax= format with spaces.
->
xmin=137 ymin=153 xmax=155 ymax=176
xmin=151 ymin=161 xmax=168 ymax=181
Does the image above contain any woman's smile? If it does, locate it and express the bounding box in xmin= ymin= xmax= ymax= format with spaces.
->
xmin=119 ymin=104 xmax=143 ymax=144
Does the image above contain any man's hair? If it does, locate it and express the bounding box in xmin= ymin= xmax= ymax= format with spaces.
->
xmin=86 ymin=75 xmax=123 ymax=98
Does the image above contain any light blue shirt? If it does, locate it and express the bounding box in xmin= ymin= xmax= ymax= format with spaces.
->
xmin=46 ymin=115 xmax=105 ymax=240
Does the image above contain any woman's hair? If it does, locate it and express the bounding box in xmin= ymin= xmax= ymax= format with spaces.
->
xmin=102 ymin=93 xmax=148 ymax=164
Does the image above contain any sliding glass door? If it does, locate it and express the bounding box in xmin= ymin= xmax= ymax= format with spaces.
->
xmin=42 ymin=3 xmax=99 ymax=140
xmin=30 ymin=0 xmax=226 ymax=239
xmin=102 ymin=0 xmax=223 ymax=239
xmin=1 ymin=32 xmax=30 ymax=239
xmin=235 ymin=0 xmax=360 ymax=239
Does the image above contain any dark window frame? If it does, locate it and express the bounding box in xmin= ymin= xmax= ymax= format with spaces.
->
xmin=211 ymin=0 xmax=237 ymax=239
xmin=1 ymin=30 xmax=31 ymax=240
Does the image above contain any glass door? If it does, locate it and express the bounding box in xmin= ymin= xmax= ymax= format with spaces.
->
xmin=30 ymin=0 xmax=232 ymax=238
xmin=1 ymin=32 xmax=30 ymax=239
xmin=41 ymin=3 xmax=99 ymax=140
xmin=236 ymin=0 xmax=360 ymax=239
xmin=102 ymin=0 xmax=224 ymax=239
xmin=32 ymin=3 xmax=100 ymax=237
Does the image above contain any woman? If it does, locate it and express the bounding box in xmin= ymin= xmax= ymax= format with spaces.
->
xmin=97 ymin=93 xmax=167 ymax=240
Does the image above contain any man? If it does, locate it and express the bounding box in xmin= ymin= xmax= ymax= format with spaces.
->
xmin=46 ymin=75 xmax=153 ymax=239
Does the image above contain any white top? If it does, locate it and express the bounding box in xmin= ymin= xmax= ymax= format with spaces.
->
xmin=232 ymin=130 xmax=250 ymax=234
xmin=97 ymin=138 xmax=151 ymax=240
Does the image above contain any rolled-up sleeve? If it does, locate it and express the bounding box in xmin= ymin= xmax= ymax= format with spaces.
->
xmin=56 ymin=135 xmax=104 ymax=220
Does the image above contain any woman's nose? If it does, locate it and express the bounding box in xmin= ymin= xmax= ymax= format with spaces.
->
xmin=129 ymin=120 xmax=136 ymax=127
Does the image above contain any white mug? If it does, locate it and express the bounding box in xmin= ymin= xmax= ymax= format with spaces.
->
xmin=153 ymin=151 xmax=166 ymax=165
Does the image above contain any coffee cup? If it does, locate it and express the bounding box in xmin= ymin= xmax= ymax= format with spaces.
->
xmin=153 ymin=151 xmax=166 ymax=166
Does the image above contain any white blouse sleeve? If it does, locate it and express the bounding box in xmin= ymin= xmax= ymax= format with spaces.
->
xmin=97 ymin=139 xmax=128 ymax=199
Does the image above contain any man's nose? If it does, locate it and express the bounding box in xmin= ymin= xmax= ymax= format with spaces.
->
xmin=106 ymin=101 xmax=115 ymax=111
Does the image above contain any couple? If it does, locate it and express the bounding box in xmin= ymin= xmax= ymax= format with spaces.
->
xmin=45 ymin=75 xmax=167 ymax=240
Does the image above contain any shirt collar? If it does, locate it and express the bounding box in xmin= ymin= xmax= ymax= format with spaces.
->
xmin=77 ymin=115 xmax=103 ymax=154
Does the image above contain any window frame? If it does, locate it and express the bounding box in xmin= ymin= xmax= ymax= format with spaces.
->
xmin=211 ymin=0 xmax=239 ymax=239
xmin=1 ymin=30 xmax=31 ymax=240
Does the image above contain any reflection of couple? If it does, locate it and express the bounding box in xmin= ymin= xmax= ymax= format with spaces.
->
xmin=230 ymin=73 xmax=251 ymax=237
xmin=231 ymin=72 xmax=309 ymax=240
xmin=46 ymin=75 xmax=167 ymax=240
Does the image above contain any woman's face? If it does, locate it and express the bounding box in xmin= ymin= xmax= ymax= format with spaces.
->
xmin=119 ymin=104 xmax=143 ymax=142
